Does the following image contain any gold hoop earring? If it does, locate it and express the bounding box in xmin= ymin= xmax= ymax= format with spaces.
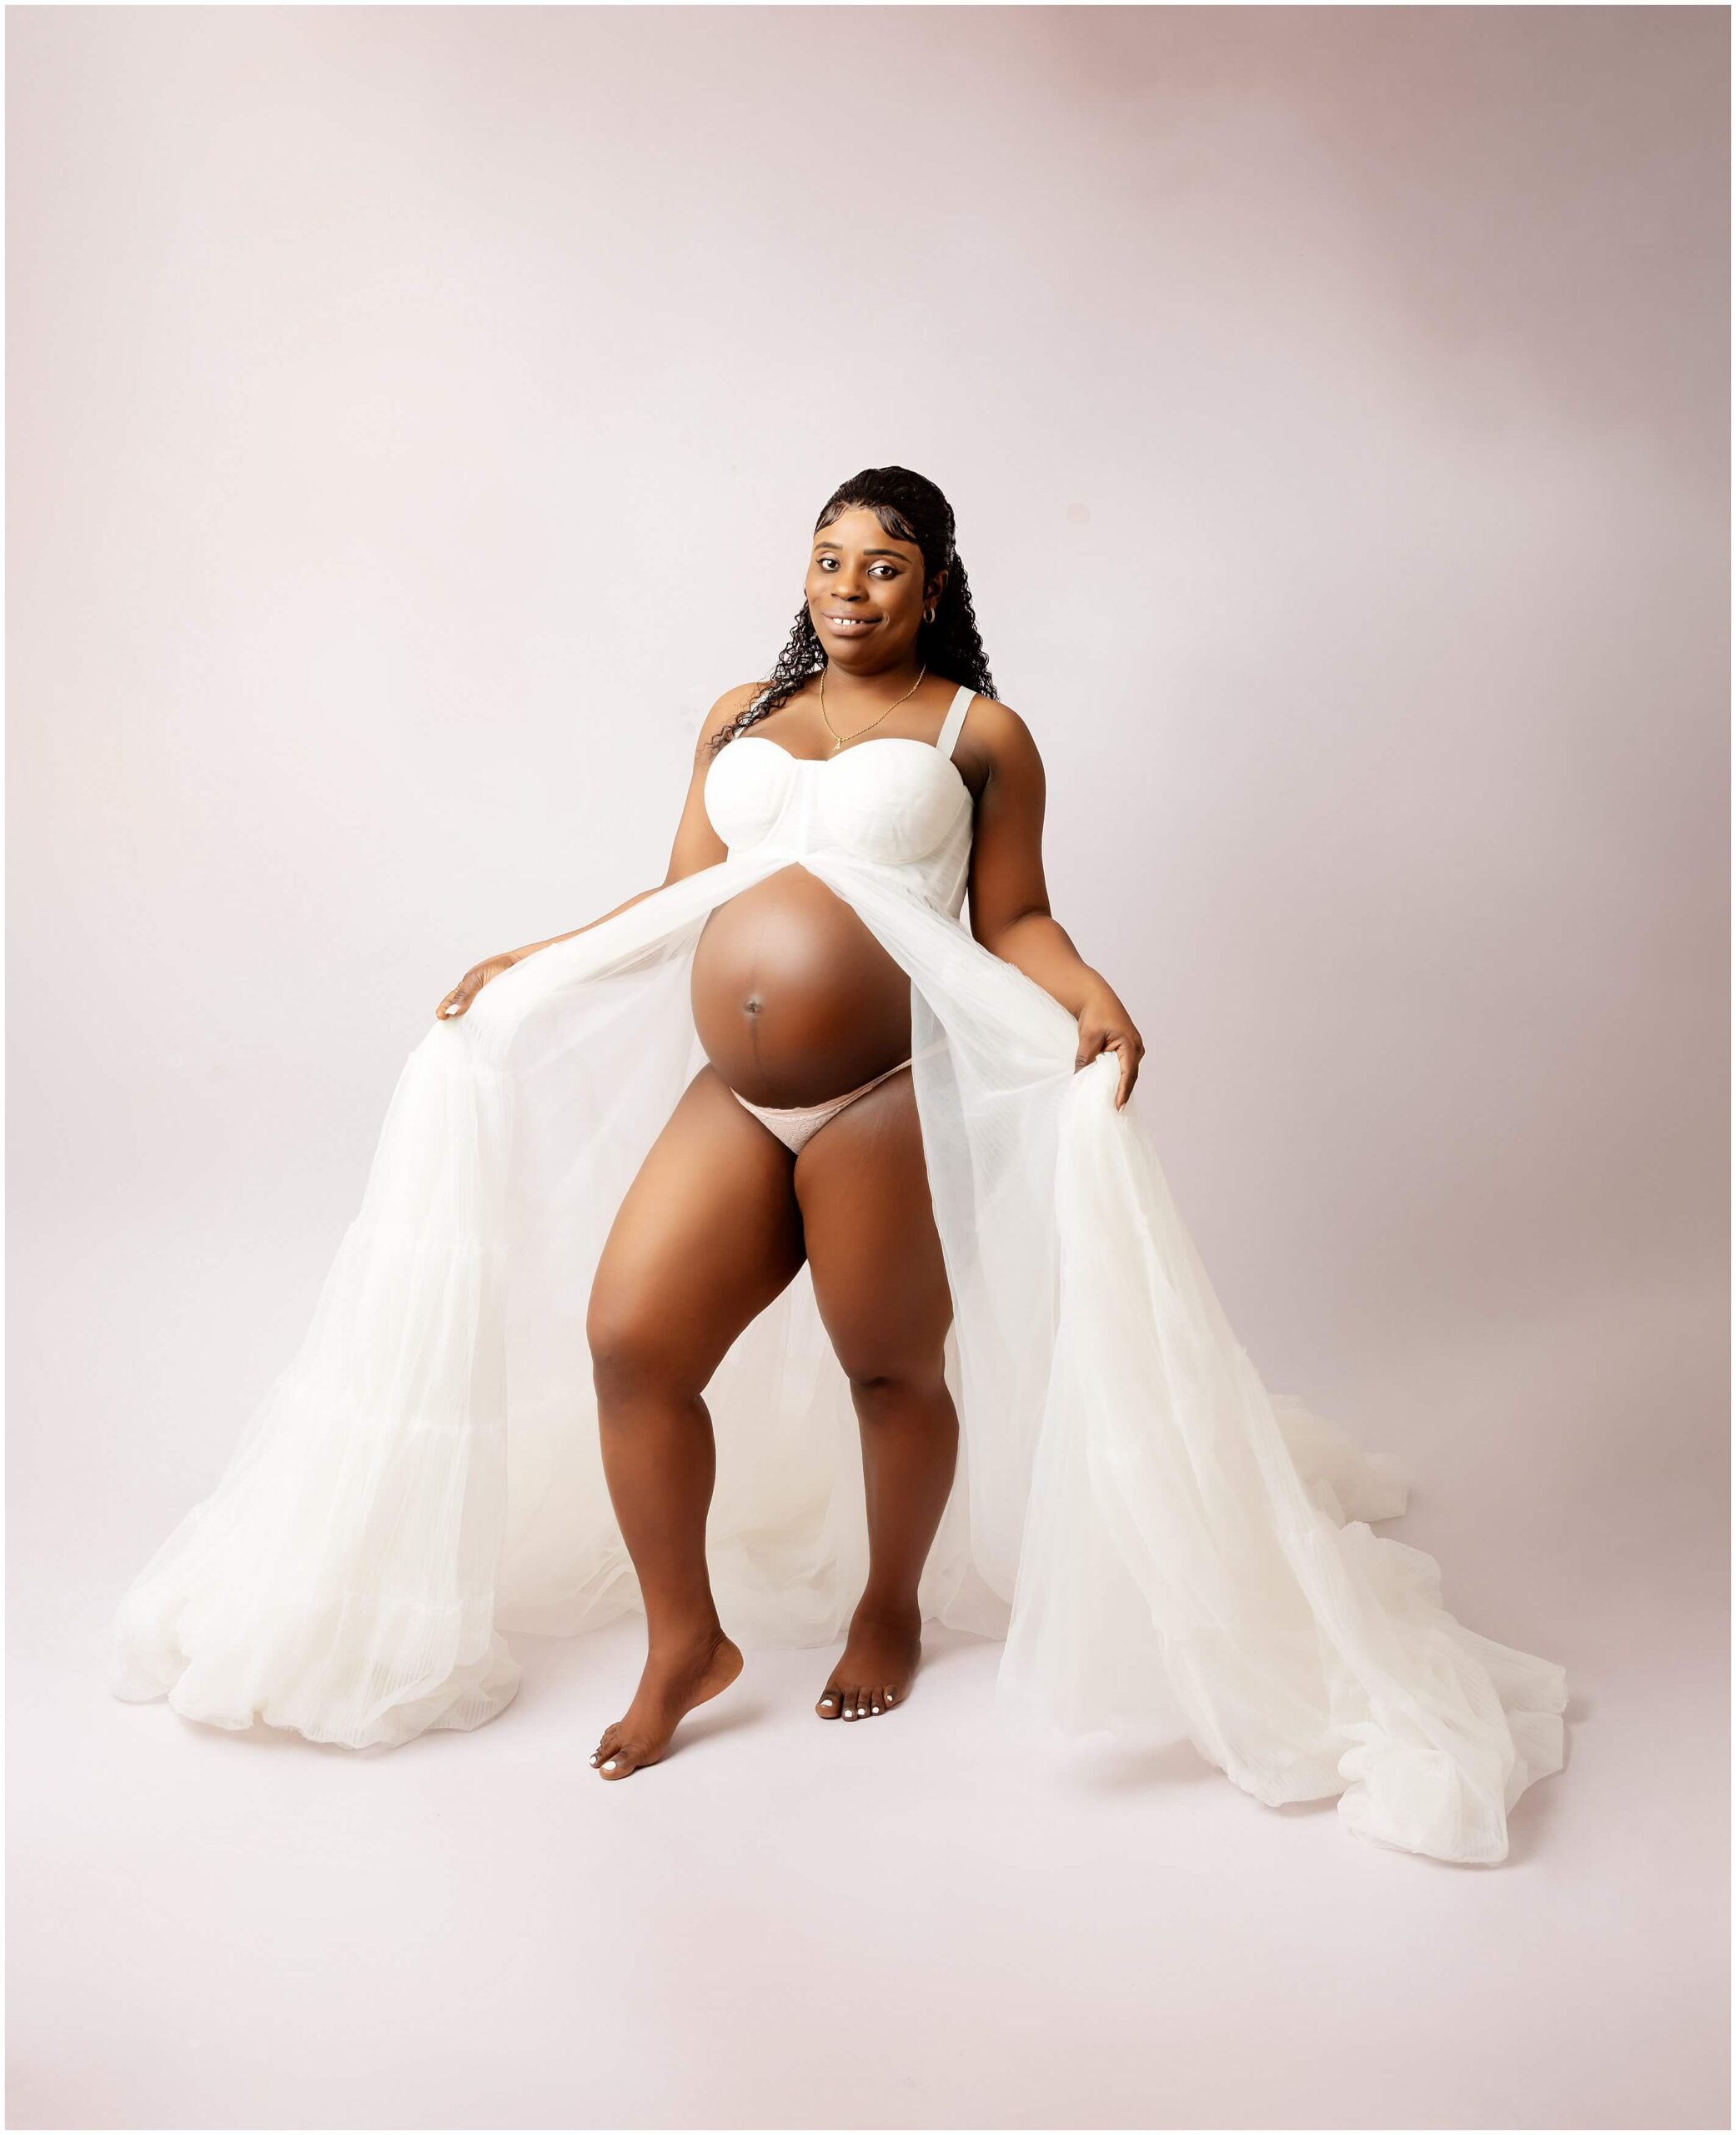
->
xmin=924 ymin=606 xmax=936 ymax=624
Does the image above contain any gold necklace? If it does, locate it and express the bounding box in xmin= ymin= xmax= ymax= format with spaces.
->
xmin=819 ymin=662 xmax=926 ymax=755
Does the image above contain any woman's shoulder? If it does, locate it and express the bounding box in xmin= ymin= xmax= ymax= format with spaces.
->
xmin=709 ymin=679 xmax=767 ymax=721
xmin=957 ymin=688 xmax=1028 ymax=738
xmin=694 ymin=680 xmax=768 ymax=755
xmin=956 ymin=690 xmax=1038 ymax=781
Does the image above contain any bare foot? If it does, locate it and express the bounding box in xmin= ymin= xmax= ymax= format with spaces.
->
xmin=591 ymin=1626 xmax=743 ymax=1780
xmin=815 ymin=1601 xmax=921 ymax=1722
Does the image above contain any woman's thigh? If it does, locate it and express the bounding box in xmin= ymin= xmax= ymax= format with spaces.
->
xmin=586 ymin=1064 xmax=807 ymax=1392
xmin=792 ymin=1068 xmax=954 ymax=1383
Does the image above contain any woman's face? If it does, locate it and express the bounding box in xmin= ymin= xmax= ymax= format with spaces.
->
xmin=805 ymin=505 xmax=945 ymax=671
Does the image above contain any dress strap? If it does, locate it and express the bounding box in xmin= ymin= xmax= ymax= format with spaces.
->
xmin=936 ymin=682 xmax=975 ymax=761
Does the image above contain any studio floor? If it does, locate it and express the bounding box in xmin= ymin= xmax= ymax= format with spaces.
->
xmin=9 ymin=1221 xmax=1728 ymax=2132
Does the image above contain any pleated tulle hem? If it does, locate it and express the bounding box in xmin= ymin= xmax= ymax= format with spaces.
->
xmin=111 ymin=1613 xmax=522 ymax=1751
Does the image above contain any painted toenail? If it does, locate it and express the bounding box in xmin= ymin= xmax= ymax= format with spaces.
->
xmin=872 ymin=1704 xmax=881 ymax=1713
xmin=590 ymin=1754 xmax=598 ymax=1765
xmin=602 ymin=1760 xmax=617 ymax=1771
xmin=820 ymin=1697 xmax=834 ymax=1707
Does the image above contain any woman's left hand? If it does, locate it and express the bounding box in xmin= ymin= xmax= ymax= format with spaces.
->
xmin=1075 ymin=980 xmax=1145 ymax=1110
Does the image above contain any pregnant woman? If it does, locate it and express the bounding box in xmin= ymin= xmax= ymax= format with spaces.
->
xmin=484 ymin=553 xmax=1141 ymax=1781
xmin=110 ymin=466 xmax=1569 ymax=1864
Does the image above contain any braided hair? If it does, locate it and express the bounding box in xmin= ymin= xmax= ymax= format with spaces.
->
xmin=706 ymin=465 xmax=998 ymax=755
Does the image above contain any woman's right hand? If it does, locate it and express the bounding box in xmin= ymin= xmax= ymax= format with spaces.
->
xmin=435 ymin=952 xmax=519 ymax=1022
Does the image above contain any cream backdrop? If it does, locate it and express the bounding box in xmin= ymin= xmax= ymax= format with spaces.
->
xmin=8 ymin=8 xmax=1728 ymax=2132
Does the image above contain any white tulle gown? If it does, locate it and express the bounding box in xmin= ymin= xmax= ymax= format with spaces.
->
xmin=110 ymin=684 xmax=1568 ymax=1864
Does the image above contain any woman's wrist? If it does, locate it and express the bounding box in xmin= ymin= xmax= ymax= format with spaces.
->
xmin=504 ymin=940 xmax=554 ymax=967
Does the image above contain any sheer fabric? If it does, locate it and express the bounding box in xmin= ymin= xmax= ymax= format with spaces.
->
xmin=110 ymin=696 xmax=1568 ymax=1864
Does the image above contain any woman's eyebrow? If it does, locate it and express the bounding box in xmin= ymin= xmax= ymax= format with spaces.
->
xmin=813 ymin=542 xmax=910 ymax=559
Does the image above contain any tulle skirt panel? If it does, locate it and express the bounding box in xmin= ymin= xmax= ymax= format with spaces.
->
xmin=110 ymin=848 xmax=1567 ymax=1857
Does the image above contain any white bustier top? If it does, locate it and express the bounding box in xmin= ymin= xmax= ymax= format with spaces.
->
xmin=704 ymin=681 xmax=977 ymax=919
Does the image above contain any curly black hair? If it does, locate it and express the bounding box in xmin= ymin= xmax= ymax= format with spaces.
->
xmin=706 ymin=465 xmax=999 ymax=756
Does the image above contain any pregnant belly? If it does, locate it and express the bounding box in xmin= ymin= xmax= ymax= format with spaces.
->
xmin=690 ymin=865 xmax=913 ymax=1105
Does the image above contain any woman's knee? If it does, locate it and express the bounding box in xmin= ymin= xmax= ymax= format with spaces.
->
xmin=825 ymin=1278 xmax=954 ymax=1396
xmin=840 ymin=1353 xmax=951 ymax=1411
xmin=585 ymin=1303 xmax=705 ymax=1409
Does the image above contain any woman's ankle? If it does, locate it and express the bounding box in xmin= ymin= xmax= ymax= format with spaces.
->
xmin=643 ymin=1611 xmax=729 ymax=1660
xmin=850 ymin=1592 xmax=922 ymax=1633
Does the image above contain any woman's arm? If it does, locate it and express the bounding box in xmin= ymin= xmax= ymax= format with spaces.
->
xmin=436 ymin=685 xmax=750 ymax=1019
xmin=964 ymin=698 xmax=1146 ymax=1106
